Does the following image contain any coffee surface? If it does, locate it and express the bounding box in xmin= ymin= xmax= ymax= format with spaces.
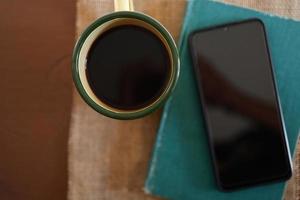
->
xmin=86 ymin=25 xmax=171 ymax=110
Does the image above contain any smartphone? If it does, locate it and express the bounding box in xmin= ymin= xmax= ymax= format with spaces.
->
xmin=189 ymin=19 xmax=292 ymax=191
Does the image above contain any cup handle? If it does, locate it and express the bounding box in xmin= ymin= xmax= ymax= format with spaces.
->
xmin=114 ymin=0 xmax=134 ymax=11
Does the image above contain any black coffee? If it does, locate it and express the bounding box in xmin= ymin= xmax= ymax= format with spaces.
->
xmin=86 ymin=25 xmax=171 ymax=110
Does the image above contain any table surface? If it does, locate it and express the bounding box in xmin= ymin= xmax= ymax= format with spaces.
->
xmin=69 ymin=0 xmax=299 ymax=200
xmin=0 ymin=0 xmax=75 ymax=199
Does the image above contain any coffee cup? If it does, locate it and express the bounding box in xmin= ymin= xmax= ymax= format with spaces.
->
xmin=72 ymin=0 xmax=179 ymax=119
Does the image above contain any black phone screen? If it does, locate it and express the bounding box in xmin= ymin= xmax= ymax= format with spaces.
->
xmin=189 ymin=19 xmax=292 ymax=190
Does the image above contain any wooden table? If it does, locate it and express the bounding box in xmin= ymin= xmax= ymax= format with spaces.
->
xmin=0 ymin=0 xmax=75 ymax=199
xmin=69 ymin=0 xmax=299 ymax=200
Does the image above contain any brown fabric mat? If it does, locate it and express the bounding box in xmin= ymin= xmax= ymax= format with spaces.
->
xmin=69 ymin=1 xmax=185 ymax=199
xmin=69 ymin=0 xmax=299 ymax=199
xmin=0 ymin=0 xmax=75 ymax=199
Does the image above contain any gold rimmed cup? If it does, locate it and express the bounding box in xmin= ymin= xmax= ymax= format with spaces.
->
xmin=72 ymin=0 xmax=180 ymax=119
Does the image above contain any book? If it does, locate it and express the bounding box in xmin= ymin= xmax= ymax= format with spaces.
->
xmin=145 ymin=0 xmax=300 ymax=199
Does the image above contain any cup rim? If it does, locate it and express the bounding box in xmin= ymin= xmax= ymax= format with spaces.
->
xmin=72 ymin=11 xmax=180 ymax=119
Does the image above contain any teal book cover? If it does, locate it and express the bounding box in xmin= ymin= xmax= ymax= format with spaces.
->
xmin=145 ymin=0 xmax=300 ymax=199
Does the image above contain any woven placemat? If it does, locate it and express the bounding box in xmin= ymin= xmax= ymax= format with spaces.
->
xmin=69 ymin=0 xmax=299 ymax=199
xmin=69 ymin=1 xmax=185 ymax=199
